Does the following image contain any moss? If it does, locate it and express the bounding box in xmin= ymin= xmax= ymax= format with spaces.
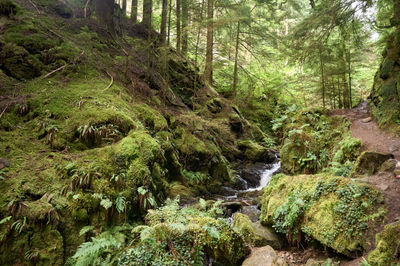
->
xmin=350 ymin=151 xmax=394 ymax=178
xmin=367 ymin=222 xmax=400 ymax=265
xmin=132 ymin=104 xmax=168 ymax=132
xmin=233 ymin=213 xmax=256 ymax=244
xmin=0 ymin=0 xmax=18 ymax=17
xmin=238 ymin=140 xmax=274 ymax=163
xmin=260 ymin=174 xmax=384 ymax=257
xmin=0 ymin=43 xmax=44 ymax=80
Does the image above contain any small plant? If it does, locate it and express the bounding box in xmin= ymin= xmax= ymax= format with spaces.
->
xmin=137 ymin=186 xmax=156 ymax=211
xmin=46 ymin=125 xmax=59 ymax=148
xmin=11 ymin=217 xmax=26 ymax=234
xmin=77 ymin=123 xmax=120 ymax=145
xmin=182 ymin=170 xmax=210 ymax=186
xmin=25 ymin=248 xmax=39 ymax=264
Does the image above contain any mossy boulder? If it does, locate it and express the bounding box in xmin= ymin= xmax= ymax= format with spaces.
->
xmin=0 ymin=43 xmax=44 ymax=80
xmin=260 ymin=174 xmax=385 ymax=257
xmin=238 ymin=140 xmax=275 ymax=163
xmin=350 ymin=151 xmax=394 ymax=178
xmin=367 ymin=221 xmax=400 ymax=265
xmin=380 ymin=58 xmax=395 ymax=79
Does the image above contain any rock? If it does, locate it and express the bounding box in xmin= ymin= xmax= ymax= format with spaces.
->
xmin=229 ymin=113 xmax=244 ymax=134
xmin=380 ymin=159 xmax=397 ymax=172
xmin=362 ymin=117 xmax=372 ymax=123
xmin=368 ymin=221 xmax=400 ymax=265
xmin=233 ymin=213 xmax=281 ymax=249
xmin=260 ymin=174 xmax=384 ymax=257
xmin=377 ymin=184 xmax=389 ymax=191
xmin=242 ymin=246 xmax=287 ymax=266
xmin=233 ymin=175 xmax=248 ymax=190
xmin=240 ymin=206 xmax=261 ymax=222
xmin=0 ymin=158 xmax=10 ymax=170
xmin=350 ymin=151 xmax=394 ymax=177
xmin=252 ymin=221 xmax=282 ymax=249
xmin=240 ymin=163 xmax=265 ymax=188
xmin=222 ymin=201 xmax=242 ymax=213
xmin=238 ymin=140 xmax=276 ymax=163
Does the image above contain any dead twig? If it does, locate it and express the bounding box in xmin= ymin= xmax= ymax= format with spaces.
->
xmin=42 ymin=64 xmax=69 ymax=79
xmin=0 ymin=103 xmax=10 ymax=120
xmin=41 ymin=51 xmax=85 ymax=80
xmin=28 ymin=0 xmax=41 ymax=14
xmin=47 ymin=28 xmax=65 ymax=41
xmin=103 ymin=71 xmax=114 ymax=91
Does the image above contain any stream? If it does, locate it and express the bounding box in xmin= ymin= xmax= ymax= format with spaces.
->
xmin=212 ymin=156 xmax=281 ymax=222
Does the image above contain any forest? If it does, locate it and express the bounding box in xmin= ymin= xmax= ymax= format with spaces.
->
xmin=0 ymin=0 xmax=400 ymax=265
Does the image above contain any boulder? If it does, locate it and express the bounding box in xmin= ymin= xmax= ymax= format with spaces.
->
xmin=242 ymin=246 xmax=287 ymax=266
xmin=252 ymin=221 xmax=282 ymax=249
xmin=260 ymin=174 xmax=384 ymax=257
xmin=368 ymin=221 xmax=400 ymax=265
xmin=350 ymin=151 xmax=394 ymax=178
xmin=240 ymin=163 xmax=265 ymax=188
xmin=379 ymin=159 xmax=397 ymax=172
xmin=233 ymin=213 xmax=281 ymax=249
xmin=238 ymin=140 xmax=276 ymax=163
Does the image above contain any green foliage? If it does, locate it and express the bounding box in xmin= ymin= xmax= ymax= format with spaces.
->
xmin=118 ymin=198 xmax=248 ymax=265
xmin=68 ymin=235 xmax=121 ymax=266
xmin=182 ymin=169 xmax=210 ymax=185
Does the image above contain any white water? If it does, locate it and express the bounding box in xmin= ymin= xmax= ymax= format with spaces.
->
xmin=243 ymin=161 xmax=281 ymax=192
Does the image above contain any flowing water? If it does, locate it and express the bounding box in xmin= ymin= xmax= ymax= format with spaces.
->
xmin=211 ymin=156 xmax=281 ymax=222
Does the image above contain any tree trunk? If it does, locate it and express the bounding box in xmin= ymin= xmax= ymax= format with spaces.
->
xmin=142 ymin=0 xmax=153 ymax=33
xmin=181 ymin=0 xmax=188 ymax=54
xmin=95 ymin=0 xmax=115 ymax=35
xmin=347 ymin=50 xmax=352 ymax=108
xmin=194 ymin=0 xmax=205 ymax=70
xmin=176 ymin=0 xmax=181 ymax=53
xmin=342 ymin=74 xmax=349 ymax=108
xmin=319 ymin=47 xmax=325 ymax=108
xmin=161 ymin=0 xmax=168 ymax=44
xmin=204 ymin=0 xmax=214 ymax=85
xmin=122 ymin=0 xmax=126 ymax=16
xmin=232 ymin=22 xmax=240 ymax=96
xmin=167 ymin=0 xmax=172 ymax=45
xmin=131 ymin=0 xmax=138 ymax=22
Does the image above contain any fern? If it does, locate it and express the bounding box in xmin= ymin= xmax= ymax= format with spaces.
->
xmin=79 ymin=225 xmax=95 ymax=237
xmin=115 ymin=195 xmax=126 ymax=213
xmin=71 ymin=236 xmax=121 ymax=266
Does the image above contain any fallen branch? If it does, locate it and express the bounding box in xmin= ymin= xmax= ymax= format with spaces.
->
xmin=28 ymin=0 xmax=41 ymax=14
xmin=41 ymin=51 xmax=85 ymax=80
xmin=0 ymin=103 xmax=10 ymax=120
xmin=103 ymin=71 xmax=114 ymax=91
xmin=47 ymin=28 xmax=64 ymax=41
xmin=42 ymin=64 xmax=69 ymax=79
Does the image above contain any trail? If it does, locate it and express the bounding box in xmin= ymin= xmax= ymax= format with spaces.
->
xmin=332 ymin=101 xmax=400 ymax=265
xmin=331 ymin=100 xmax=400 ymax=160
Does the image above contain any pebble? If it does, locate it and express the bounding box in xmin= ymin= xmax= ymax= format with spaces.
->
xmin=362 ymin=117 xmax=372 ymax=123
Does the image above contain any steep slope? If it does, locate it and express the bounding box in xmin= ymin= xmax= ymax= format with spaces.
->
xmin=0 ymin=1 xmax=275 ymax=264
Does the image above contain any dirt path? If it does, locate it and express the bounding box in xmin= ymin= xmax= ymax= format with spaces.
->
xmin=331 ymin=100 xmax=400 ymax=160
xmin=332 ymin=101 xmax=400 ymax=265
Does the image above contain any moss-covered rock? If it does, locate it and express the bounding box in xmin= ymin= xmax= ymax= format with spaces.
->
xmin=0 ymin=43 xmax=44 ymax=80
xmin=260 ymin=174 xmax=385 ymax=257
xmin=367 ymin=221 xmax=400 ymax=265
xmin=238 ymin=140 xmax=275 ymax=163
xmin=350 ymin=151 xmax=394 ymax=178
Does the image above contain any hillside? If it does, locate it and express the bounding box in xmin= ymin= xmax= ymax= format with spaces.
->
xmin=1 ymin=0 xmax=400 ymax=265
